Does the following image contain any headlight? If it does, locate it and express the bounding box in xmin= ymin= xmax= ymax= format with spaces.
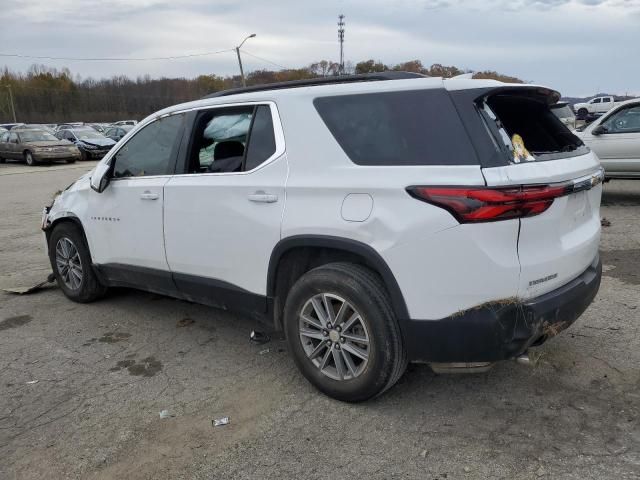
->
xmin=80 ymin=142 xmax=98 ymax=150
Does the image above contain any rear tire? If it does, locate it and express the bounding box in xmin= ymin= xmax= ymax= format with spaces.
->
xmin=24 ymin=151 xmax=36 ymax=166
xmin=79 ymin=150 xmax=87 ymax=161
xmin=283 ymin=262 xmax=407 ymax=402
xmin=0 ymin=156 xmax=5 ymax=163
xmin=48 ymin=222 xmax=107 ymax=303
xmin=578 ymin=108 xmax=588 ymax=117
xmin=66 ymin=158 xmax=76 ymax=164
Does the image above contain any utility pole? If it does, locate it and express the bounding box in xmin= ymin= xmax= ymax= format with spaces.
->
xmin=338 ymin=14 xmax=345 ymax=75
xmin=235 ymin=33 xmax=256 ymax=88
xmin=5 ymin=85 xmax=16 ymax=122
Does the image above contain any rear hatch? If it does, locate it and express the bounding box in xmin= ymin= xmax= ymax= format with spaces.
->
xmin=449 ymin=84 xmax=603 ymax=299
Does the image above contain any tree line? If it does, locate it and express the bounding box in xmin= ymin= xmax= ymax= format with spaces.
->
xmin=0 ymin=61 xmax=524 ymax=123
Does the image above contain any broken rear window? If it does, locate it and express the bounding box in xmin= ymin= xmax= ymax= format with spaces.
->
xmin=482 ymin=93 xmax=586 ymax=163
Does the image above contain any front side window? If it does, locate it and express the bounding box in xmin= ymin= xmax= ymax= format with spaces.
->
xmin=112 ymin=114 xmax=184 ymax=178
xmin=602 ymin=105 xmax=640 ymax=134
xmin=186 ymin=104 xmax=277 ymax=173
xmin=0 ymin=132 xmax=9 ymax=142
xmin=593 ymin=98 xmax=601 ymax=104
xmin=9 ymin=132 xmax=18 ymax=143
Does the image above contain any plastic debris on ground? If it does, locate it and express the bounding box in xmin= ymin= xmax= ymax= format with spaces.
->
xmin=601 ymin=217 xmax=612 ymax=227
xmin=250 ymin=330 xmax=270 ymax=344
xmin=3 ymin=273 xmax=56 ymax=295
xmin=213 ymin=417 xmax=229 ymax=427
xmin=26 ymin=380 xmax=39 ymax=385
xmin=259 ymin=348 xmax=270 ymax=355
xmin=159 ymin=410 xmax=175 ymax=419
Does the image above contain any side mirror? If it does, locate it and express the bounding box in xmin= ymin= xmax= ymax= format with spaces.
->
xmin=592 ymin=125 xmax=608 ymax=136
xmin=90 ymin=161 xmax=111 ymax=193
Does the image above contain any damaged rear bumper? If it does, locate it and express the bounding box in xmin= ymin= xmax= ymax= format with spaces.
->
xmin=404 ymin=255 xmax=602 ymax=363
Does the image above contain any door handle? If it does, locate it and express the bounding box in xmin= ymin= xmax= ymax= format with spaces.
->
xmin=248 ymin=192 xmax=278 ymax=203
xmin=140 ymin=191 xmax=159 ymax=200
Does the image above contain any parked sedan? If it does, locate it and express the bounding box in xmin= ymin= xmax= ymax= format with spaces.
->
xmin=0 ymin=129 xmax=81 ymax=165
xmin=104 ymin=125 xmax=133 ymax=142
xmin=575 ymin=99 xmax=640 ymax=179
xmin=55 ymin=128 xmax=116 ymax=161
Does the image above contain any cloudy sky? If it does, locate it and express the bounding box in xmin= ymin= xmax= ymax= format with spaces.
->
xmin=1 ymin=0 xmax=638 ymax=96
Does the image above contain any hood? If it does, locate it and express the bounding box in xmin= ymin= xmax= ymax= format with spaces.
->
xmin=79 ymin=137 xmax=116 ymax=147
xmin=27 ymin=140 xmax=76 ymax=147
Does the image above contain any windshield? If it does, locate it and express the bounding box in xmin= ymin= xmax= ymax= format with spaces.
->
xmin=19 ymin=131 xmax=58 ymax=142
xmin=75 ymin=130 xmax=105 ymax=140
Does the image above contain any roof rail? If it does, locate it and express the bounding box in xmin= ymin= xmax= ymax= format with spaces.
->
xmin=203 ymin=71 xmax=427 ymax=99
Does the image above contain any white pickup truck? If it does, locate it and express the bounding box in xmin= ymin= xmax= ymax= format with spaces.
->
xmin=573 ymin=96 xmax=625 ymax=117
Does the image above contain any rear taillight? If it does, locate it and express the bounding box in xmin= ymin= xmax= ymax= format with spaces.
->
xmin=407 ymin=185 xmax=571 ymax=223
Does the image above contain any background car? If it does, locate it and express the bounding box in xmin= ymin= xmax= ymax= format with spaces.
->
xmin=55 ymin=123 xmax=84 ymax=132
xmin=104 ymin=125 xmax=133 ymax=142
xmin=0 ymin=123 xmax=25 ymax=130
xmin=13 ymin=124 xmax=57 ymax=134
xmin=55 ymin=127 xmax=116 ymax=161
xmin=112 ymin=120 xmax=138 ymax=126
xmin=575 ymin=99 xmax=640 ymax=179
xmin=551 ymin=102 xmax=577 ymax=130
xmin=0 ymin=129 xmax=80 ymax=165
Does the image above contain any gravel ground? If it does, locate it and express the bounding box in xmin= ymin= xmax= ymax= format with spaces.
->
xmin=1 ymin=162 xmax=638 ymax=480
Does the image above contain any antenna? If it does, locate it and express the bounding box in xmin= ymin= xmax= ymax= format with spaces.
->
xmin=338 ymin=14 xmax=345 ymax=75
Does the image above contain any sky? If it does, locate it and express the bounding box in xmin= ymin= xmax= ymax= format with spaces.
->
xmin=0 ymin=0 xmax=638 ymax=96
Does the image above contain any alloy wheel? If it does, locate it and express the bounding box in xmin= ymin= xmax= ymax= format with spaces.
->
xmin=298 ymin=293 xmax=370 ymax=381
xmin=55 ymin=237 xmax=83 ymax=290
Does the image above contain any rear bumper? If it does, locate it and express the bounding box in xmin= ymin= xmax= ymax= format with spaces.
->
xmin=404 ymin=255 xmax=602 ymax=363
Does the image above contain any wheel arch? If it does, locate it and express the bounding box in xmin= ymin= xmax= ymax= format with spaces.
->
xmin=267 ymin=235 xmax=410 ymax=330
xmin=45 ymin=214 xmax=91 ymax=259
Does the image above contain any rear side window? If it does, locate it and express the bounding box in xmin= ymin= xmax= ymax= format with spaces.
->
xmin=245 ymin=105 xmax=276 ymax=171
xmin=314 ymin=90 xmax=478 ymax=166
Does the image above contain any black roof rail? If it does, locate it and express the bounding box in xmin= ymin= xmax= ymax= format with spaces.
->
xmin=202 ymin=71 xmax=427 ymax=99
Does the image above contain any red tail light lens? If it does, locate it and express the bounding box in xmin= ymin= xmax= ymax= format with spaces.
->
xmin=407 ymin=185 xmax=570 ymax=223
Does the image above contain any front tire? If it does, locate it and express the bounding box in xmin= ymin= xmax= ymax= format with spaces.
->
xmin=66 ymin=158 xmax=76 ymax=164
xmin=48 ymin=222 xmax=107 ymax=303
xmin=578 ymin=108 xmax=588 ymax=117
xmin=284 ymin=262 xmax=407 ymax=402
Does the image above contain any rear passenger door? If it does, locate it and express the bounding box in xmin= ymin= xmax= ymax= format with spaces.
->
xmin=163 ymin=102 xmax=287 ymax=311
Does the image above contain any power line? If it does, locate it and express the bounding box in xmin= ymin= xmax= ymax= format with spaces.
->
xmin=239 ymin=50 xmax=288 ymax=70
xmin=0 ymin=49 xmax=235 ymax=62
xmin=5 ymin=83 xmax=195 ymax=101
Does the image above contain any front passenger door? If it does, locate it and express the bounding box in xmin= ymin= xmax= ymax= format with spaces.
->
xmin=85 ymin=114 xmax=185 ymax=294
xmin=591 ymin=103 xmax=640 ymax=174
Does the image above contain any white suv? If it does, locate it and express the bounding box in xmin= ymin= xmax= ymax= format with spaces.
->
xmin=42 ymin=73 xmax=603 ymax=402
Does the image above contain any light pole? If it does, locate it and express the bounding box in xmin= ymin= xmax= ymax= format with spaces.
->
xmin=235 ymin=33 xmax=256 ymax=88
